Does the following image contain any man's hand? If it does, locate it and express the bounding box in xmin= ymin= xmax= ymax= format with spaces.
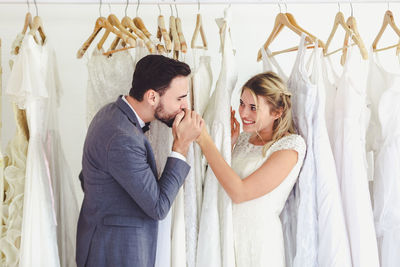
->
xmin=172 ymin=109 xmax=204 ymax=157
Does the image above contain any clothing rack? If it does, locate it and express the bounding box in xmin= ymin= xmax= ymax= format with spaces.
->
xmin=1 ymin=0 xmax=400 ymax=5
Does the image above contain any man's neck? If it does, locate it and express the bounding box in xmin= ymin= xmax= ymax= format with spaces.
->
xmin=125 ymin=95 xmax=153 ymax=123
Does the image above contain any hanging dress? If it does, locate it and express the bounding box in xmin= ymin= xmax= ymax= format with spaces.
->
xmin=86 ymin=47 xmax=134 ymax=125
xmin=0 ymin=34 xmax=30 ymax=267
xmin=187 ymin=47 xmax=213 ymax=267
xmin=307 ymin=42 xmax=352 ymax=267
xmin=325 ymin=41 xmax=380 ymax=267
xmin=6 ymin=34 xmax=79 ymax=267
xmin=261 ymin=35 xmax=318 ymax=267
xmin=197 ymin=6 xmax=237 ymax=267
xmin=367 ymin=51 xmax=400 ymax=267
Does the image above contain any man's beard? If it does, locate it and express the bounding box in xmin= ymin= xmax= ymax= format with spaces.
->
xmin=154 ymin=101 xmax=177 ymax=128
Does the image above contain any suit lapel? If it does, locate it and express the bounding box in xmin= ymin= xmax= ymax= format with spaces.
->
xmin=115 ymin=96 xmax=158 ymax=179
xmin=115 ymin=96 xmax=141 ymax=130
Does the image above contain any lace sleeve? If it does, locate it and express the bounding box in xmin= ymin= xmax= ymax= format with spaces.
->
xmin=268 ymin=134 xmax=306 ymax=161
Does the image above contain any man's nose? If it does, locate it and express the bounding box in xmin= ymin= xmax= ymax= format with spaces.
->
xmin=181 ymin=99 xmax=188 ymax=109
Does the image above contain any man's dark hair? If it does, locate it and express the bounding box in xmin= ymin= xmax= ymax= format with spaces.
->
xmin=129 ymin=55 xmax=191 ymax=101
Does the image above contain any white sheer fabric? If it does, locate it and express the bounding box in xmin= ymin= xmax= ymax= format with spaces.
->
xmin=197 ymin=6 xmax=237 ymax=267
xmin=307 ymin=44 xmax=352 ymax=267
xmin=6 ymin=34 xmax=79 ymax=267
xmin=326 ymin=44 xmax=379 ymax=267
xmin=232 ymin=133 xmax=306 ymax=267
xmin=367 ymin=52 xmax=400 ymax=267
xmin=261 ymin=35 xmax=318 ymax=267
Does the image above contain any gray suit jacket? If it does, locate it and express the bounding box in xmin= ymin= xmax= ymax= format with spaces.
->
xmin=76 ymin=96 xmax=190 ymax=267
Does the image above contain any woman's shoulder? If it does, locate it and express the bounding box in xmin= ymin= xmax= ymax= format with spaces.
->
xmin=270 ymin=134 xmax=306 ymax=155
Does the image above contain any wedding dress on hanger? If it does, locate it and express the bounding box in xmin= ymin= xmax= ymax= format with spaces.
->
xmin=367 ymin=51 xmax=400 ymax=267
xmin=197 ymin=6 xmax=237 ymax=267
xmin=6 ymin=34 xmax=79 ymax=267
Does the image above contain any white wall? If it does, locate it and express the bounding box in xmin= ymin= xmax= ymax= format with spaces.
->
xmin=1 ymin=1 xmax=400 ymax=201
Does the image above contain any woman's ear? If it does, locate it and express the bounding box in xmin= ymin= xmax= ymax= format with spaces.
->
xmin=274 ymin=107 xmax=284 ymax=119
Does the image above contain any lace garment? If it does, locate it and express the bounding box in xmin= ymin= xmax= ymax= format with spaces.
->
xmin=232 ymin=133 xmax=306 ymax=267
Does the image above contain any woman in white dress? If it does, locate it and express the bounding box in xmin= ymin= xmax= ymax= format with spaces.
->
xmin=196 ymin=72 xmax=306 ymax=267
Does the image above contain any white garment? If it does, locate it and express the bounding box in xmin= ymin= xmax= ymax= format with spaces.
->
xmin=321 ymin=56 xmax=340 ymax=148
xmin=86 ymin=48 xmax=134 ymax=125
xmin=0 ymin=55 xmax=29 ymax=266
xmin=192 ymin=53 xmax=213 ymax=116
xmin=232 ymin=133 xmax=306 ymax=267
xmin=0 ymin=33 xmax=28 ymax=267
xmin=191 ymin=48 xmax=213 ymax=229
xmin=6 ymin=35 xmax=79 ymax=267
xmin=197 ymin=7 xmax=237 ymax=267
xmin=261 ymin=35 xmax=318 ymax=267
xmin=367 ymin=52 xmax=400 ymax=267
xmin=307 ymin=45 xmax=352 ymax=267
xmin=326 ymin=45 xmax=379 ymax=267
xmin=181 ymin=52 xmax=198 ymax=267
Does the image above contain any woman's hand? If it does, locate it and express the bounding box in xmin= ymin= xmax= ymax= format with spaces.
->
xmin=231 ymin=107 xmax=240 ymax=147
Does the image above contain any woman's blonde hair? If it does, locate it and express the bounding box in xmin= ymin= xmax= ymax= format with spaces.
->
xmin=242 ymin=71 xmax=296 ymax=156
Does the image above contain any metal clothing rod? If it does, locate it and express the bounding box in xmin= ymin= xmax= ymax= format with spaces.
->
xmin=1 ymin=0 xmax=400 ymax=4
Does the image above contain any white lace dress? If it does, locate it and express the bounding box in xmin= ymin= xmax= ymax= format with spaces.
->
xmin=232 ymin=133 xmax=306 ymax=267
xmin=86 ymin=48 xmax=134 ymax=125
xmin=6 ymin=34 xmax=79 ymax=267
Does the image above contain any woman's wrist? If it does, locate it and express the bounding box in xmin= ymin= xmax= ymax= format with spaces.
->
xmin=196 ymin=130 xmax=211 ymax=148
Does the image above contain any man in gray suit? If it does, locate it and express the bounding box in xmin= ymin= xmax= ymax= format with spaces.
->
xmin=76 ymin=55 xmax=203 ymax=267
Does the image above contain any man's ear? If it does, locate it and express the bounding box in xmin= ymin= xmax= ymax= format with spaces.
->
xmin=144 ymin=89 xmax=159 ymax=107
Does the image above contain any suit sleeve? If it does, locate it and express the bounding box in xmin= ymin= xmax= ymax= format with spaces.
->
xmin=107 ymin=133 xmax=190 ymax=220
xmin=78 ymin=171 xmax=85 ymax=192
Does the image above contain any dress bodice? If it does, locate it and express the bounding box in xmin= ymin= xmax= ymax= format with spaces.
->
xmin=232 ymin=133 xmax=306 ymax=215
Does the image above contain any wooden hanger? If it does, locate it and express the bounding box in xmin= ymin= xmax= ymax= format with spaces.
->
xmin=14 ymin=12 xmax=39 ymax=54
xmin=286 ymin=13 xmax=325 ymax=49
xmin=76 ymin=16 xmax=135 ymax=59
xmin=107 ymin=14 xmax=137 ymax=45
xmin=173 ymin=5 xmax=187 ymax=54
xmin=156 ymin=15 xmax=172 ymax=52
xmin=169 ymin=15 xmax=180 ymax=59
xmin=257 ymin=13 xmax=316 ymax=61
xmin=324 ymin=11 xmax=367 ymax=66
xmin=132 ymin=16 xmax=164 ymax=53
xmin=372 ymin=10 xmax=400 ymax=55
xmin=324 ymin=11 xmax=354 ymax=56
xmin=341 ymin=16 xmax=368 ymax=65
xmin=176 ymin=17 xmax=187 ymax=53
xmin=22 ymin=12 xmax=33 ymax=34
xmin=28 ymin=16 xmax=46 ymax=44
xmin=191 ymin=13 xmax=208 ymax=50
xmin=109 ymin=16 xmax=155 ymax=53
